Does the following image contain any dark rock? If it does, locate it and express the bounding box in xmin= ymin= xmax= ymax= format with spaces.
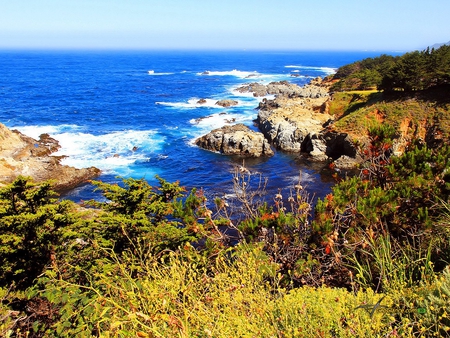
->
xmin=257 ymin=98 xmax=280 ymax=111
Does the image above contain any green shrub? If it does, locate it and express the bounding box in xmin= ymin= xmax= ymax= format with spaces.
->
xmin=0 ymin=176 xmax=79 ymax=289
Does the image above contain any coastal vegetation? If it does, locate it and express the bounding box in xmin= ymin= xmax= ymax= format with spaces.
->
xmin=330 ymin=44 xmax=450 ymax=92
xmin=2 ymin=45 xmax=450 ymax=337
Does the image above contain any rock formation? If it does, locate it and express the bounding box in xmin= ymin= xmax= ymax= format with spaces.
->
xmin=255 ymin=95 xmax=332 ymax=152
xmin=236 ymin=80 xmax=329 ymax=98
xmin=196 ymin=78 xmax=362 ymax=167
xmin=195 ymin=124 xmax=274 ymax=157
xmin=215 ymin=99 xmax=239 ymax=107
xmin=249 ymin=80 xmax=360 ymax=165
xmin=0 ymin=123 xmax=100 ymax=191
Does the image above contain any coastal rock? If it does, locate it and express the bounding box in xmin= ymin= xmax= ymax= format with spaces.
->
xmin=252 ymin=81 xmax=361 ymax=165
xmin=235 ymin=82 xmax=268 ymax=97
xmin=302 ymin=131 xmax=360 ymax=164
xmin=215 ymin=99 xmax=239 ymax=107
xmin=0 ymin=123 xmax=100 ymax=191
xmin=256 ymin=96 xmax=332 ymax=152
xmin=195 ymin=124 xmax=274 ymax=157
xmin=236 ymin=80 xmax=330 ymax=99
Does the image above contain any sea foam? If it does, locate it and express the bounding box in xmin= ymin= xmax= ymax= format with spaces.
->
xmin=197 ymin=69 xmax=261 ymax=79
xmin=147 ymin=70 xmax=174 ymax=76
xmin=285 ymin=65 xmax=336 ymax=75
xmin=15 ymin=125 xmax=165 ymax=173
xmin=156 ymin=98 xmax=248 ymax=109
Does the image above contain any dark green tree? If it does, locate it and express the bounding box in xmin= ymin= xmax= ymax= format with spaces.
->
xmin=0 ymin=176 xmax=78 ymax=288
xmin=85 ymin=176 xmax=214 ymax=254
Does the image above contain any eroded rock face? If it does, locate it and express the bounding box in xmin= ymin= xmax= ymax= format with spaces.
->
xmin=256 ymin=96 xmax=332 ymax=152
xmin=302 ymin=131 xmax=361 ymax=166
xmin=0 ymin=123 xmax=100 ymax=191
xmin=252 ymin=82 xmax=360 ymax=165
xmin=197 ymin=79 xmax=362 ymax=167
xmin=195 ymin=124 xmax=274 ymax=157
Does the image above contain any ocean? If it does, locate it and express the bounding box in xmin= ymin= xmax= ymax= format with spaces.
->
xmin=0 ymin=50 xmax=400 ymax=203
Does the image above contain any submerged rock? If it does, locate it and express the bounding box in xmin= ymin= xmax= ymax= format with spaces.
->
xmin=195 ymin=124 xmax=274 ymax=157
xmin=0 ymin=123 xmax=100 ymax=191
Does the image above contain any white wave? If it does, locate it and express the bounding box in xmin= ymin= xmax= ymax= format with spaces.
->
xmin=147 ymin=70 xmax=174 ymax=76
xmin=285 ymin=65 xmax=336 ymax=75
xmin=54 ymin=130 xmax=164 ymax=171
xmin=188 ymin=111 xmax=256 ymax=142
xmin=197 ymin=69 xmax=261 ymax=79
xmin=156 ymin=98 xmax=217 ymax=109
xmin=156 ymin=97 xmax=246 ymax=109
xmin=14 ymin=124 xmax=82 ymax=140
xmin=14 ymin=125 xmax=165 ymax=173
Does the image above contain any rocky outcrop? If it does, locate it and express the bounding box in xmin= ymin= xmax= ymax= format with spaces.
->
xmin=256 ymin=95 xmax=332 ymax=152
xmin=236 ymin=80 xmax=329 ymax=98
xmin=0 ymin=123 xmax=100 ymax=191
xmin=196 ymin=78 xmax=361 ymax=166
xmin=302 ymin=131 xmax=362 ymax=166
xmin=195 ymin=124 xmax=274 ymax=157
xmin=253 ymin=81 xmax=360 ymax=165
xmin=215 ymin=99 xmax=239 ymax=107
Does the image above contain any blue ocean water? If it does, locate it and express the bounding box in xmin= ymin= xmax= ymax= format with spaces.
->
xmin=0 ymin=50 xmax=399 ymax=202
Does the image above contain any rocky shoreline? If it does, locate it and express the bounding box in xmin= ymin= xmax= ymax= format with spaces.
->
xmin=0 ymin=123 xmax=100 ymax=191
xmin=0 ymin=78 xmax=359 ymax=191
xmin=196 ymin=78 xmax=361 ymax=168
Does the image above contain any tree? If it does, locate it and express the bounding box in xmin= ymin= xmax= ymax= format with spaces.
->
xmin=0 ymin=176 xmax=78 ymax=288
xmin=85 ymin=176 xmax=215 ymax=254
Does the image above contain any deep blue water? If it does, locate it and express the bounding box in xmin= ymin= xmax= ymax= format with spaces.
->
xmin=0 ymin=50 xmax=401 ymax=202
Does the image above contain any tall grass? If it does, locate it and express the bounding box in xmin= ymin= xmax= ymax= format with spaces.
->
xmin=34 ymin=242 xmax=397 ymax=338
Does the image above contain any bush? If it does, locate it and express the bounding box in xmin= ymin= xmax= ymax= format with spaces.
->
xmin=0 ymin=176 xmax=79 ymax=289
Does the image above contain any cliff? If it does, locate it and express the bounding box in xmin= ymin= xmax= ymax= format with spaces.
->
xmin=0 ymin=123 xmax=100 ymax=191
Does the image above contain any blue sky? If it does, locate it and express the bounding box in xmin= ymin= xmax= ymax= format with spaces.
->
xmin=1 ymin=0 xmax=448 ymax=51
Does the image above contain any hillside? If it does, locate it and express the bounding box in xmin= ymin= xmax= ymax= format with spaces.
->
xmin=325 ymin=86 xmax=450 ymax=152
xmin=323 ymin=44 xmax=450 ymax=153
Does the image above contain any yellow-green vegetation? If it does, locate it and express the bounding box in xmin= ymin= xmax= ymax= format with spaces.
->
xmin=327 ymin=44 xmax=450 ymax=145
xmin=327 ymin=90 xmax=450 ymax=143
xmin=3 ymin=242 xmax=450 ymax=337
xmin=0 ymin=244 xmax=406 ymax=337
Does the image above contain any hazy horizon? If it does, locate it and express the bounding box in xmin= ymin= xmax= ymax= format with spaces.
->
xmin=1 ymin=0 xmax=448 ymax=52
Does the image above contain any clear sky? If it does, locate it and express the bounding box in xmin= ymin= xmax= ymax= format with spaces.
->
xmin=1 ymin=0 xmax=448 ymax=51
